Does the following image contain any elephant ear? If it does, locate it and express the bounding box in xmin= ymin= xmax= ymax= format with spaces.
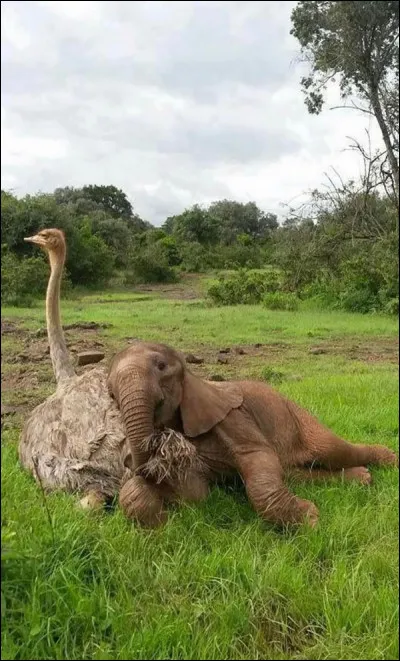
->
xmin=180 ymin=371 xmax=243 ymax=437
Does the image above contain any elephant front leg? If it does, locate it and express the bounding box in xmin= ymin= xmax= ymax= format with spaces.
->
xmin=172 ymin=470 xmax=210 ymax=503
xmin=119 ymin=475 xmax=168 ymax=527
xmin=238 ymin=450 xmax=319 ymax=528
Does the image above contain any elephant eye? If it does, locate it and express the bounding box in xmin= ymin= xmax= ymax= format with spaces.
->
xmin=157 ymin=360 xmax=167 ymax=371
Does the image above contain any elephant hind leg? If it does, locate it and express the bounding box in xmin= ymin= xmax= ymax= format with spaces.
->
xmin=303 ymin=427 xmax=398 ymax=470
xmin=238 ymin=450 xmax=319 ymax=528
xmin=286 ymin=466 xmax=372 ymax=486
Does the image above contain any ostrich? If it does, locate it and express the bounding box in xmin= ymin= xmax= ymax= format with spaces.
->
xmin=19 ymin=228 xmax=127 ymax=508
xmin=19 ymin=228 xmax=203 ymax=515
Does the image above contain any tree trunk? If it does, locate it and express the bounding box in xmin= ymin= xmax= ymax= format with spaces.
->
xmin=369 ymin=83 xmax=399 ymax=205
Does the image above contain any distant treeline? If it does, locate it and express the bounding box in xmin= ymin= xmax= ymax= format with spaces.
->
xmin=1 ymin=183 xmax=398 ymax=314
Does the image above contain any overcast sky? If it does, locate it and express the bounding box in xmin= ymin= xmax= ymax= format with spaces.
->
xmin=1 ymin=0 xmax=382 ymax=225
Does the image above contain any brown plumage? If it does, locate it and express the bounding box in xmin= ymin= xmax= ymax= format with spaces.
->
xmin=18 ymin=229 xmax=197 ymax=507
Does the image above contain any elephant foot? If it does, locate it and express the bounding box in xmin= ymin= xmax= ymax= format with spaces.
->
xmin=295 ymin=498 xmax=319 ymax=528
xmin=369 ymin=445 xmax=398 ymax=467
xmin=119 ymin=475 xmax=167 ymax=527
xmin=343 ymin=466 xmax=372 ymax=485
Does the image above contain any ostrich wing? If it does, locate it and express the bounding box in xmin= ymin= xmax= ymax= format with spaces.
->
xmin=19 ymin=368 xmax=126 ymax=496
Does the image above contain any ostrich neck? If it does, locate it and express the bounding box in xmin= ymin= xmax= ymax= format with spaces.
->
xmin=47 ymin=251 xmax=75 ymax=383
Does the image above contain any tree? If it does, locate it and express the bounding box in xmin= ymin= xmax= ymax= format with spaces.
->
xmin=167 ymin=205 xmax=219 ymax=245
xmin=291 ymin=1 xmax=399 ymax=201
xmin=54 ymin=185 xmax=151 ymax=233
xmin=66 ymin=219 xmax=115 ymax=286
xmin=158 ymin=236 xmax=182 ymax=266
xmin=208 ymin=200 xmax=277 ymax=244
xmin=162 ymin=215 xmax=176 ymax=235
xmin=91 ymin=217 xmax=132 ymax=267
xmin=128 ymin=213 xmax=152 ymax=233
xmin=81 ymin=185 xmax=134 ymax=219
xmin=1 ymin=192 xmax=73 ymax=255
xmin=258 ymin=212 xmax=279 ymax=238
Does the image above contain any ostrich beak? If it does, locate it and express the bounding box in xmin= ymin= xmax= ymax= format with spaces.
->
xmin=24 ymin=234 xmax=46 ymax=246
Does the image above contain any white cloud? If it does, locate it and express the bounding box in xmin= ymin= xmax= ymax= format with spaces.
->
xmin=1 ymin=0 xmax=383 ymax=224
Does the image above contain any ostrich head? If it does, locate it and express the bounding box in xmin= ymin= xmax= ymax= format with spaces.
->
xmin=24 ymin=228 xmax=66 ymax=260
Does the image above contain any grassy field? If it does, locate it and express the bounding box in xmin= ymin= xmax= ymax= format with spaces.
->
xmin=1 ymin=280 xmax=399 ymax=660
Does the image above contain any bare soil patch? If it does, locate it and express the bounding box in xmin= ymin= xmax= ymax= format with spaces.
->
xmin=134 ymin=274 xmax=205 ymax=300
xmin=1 ymin=319 xmax=25 ymax=335
xmin=310 ymin=338 xmax=399 ymax=364
xmin=1 ymin=317 xmax=397 ymax=421
xmin=182 ymin=336 xmax=399 ymax=381
xmin=1 ymin=318 xmax=114 ymax=420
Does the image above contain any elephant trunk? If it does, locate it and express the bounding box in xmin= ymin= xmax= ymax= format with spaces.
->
xmin=118 ymin=379 xmax=157 ymax=469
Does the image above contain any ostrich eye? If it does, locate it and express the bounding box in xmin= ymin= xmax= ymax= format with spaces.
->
xmin=157 ymin=360 xmax=167 ymax=371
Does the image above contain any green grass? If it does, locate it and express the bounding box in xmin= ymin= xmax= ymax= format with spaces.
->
xmin=2 ymin=291 xmax=398 ymax=345
xmin=1 ymin=289 xmax=399 ymax=660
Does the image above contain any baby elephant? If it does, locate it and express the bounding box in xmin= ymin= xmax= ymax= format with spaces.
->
xmin=108 ymin=341 xmax=398 ymax=528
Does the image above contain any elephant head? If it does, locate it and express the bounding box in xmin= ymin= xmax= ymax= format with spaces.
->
xmin=107 ymin=341 xmax=243 ymax=469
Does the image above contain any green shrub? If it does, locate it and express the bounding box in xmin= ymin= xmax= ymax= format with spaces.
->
xmin=177 ymin=241 xmax=269 ymax=273
xmin=384 ymin=298 xmax=399 ymax=315
xmin=158 ymin=236 xmax=182 ymax=267
xmin=66 ymin=220 xmax=115 ymax=287
xmin=92 ymin=217 xmax=132 ymax=268
xmin=2 ymin=251 xmax=46 ymax=306
xmin=260 ymin=366 xmax=285 ymax=384
xmin=338 ymin=288 xmax=379 ymax=314
xmin=301 ymin=274 xmax=341 ymax=309
xmin=1 ymin=248 xmax=71 ymax=307
xmin=178 ymin=242 xmax=213 ymax=273
xmin=218 ymin=243 xmax=265 ymax=270
xmin=262 ymin=292 xmax=299 ymax=311
xmin=338 ymin=241 xmax=398 ymax=315
xmin=126 ymin=244 xmax=178 ymax=284
xmin=298 ymin=243 xmax=399 ymax=315
xmin=207 ymin=269 xmax=281 ymax=305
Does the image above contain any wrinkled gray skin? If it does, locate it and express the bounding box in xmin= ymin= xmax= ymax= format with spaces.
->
xmin=109 ymin=342 xmax=398 ymax=528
